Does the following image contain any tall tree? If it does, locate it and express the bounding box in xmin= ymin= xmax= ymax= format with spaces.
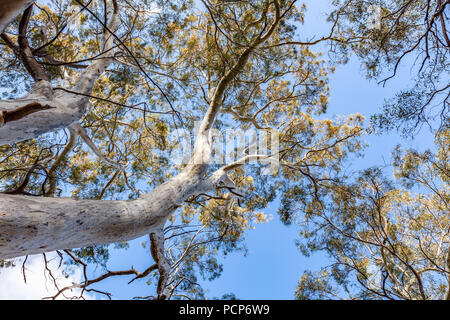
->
xmin=293 ymin=129 xmax=449 ymax=300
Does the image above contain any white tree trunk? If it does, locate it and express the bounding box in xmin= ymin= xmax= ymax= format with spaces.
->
xmin=0 ymin=168 xmax=212 ymax=260
xmin=0 ymin=81 xmax=85 ymax=145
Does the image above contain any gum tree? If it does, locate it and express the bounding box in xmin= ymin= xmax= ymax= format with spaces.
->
xmin=294 ymin=130 xmax=449 ymax=300
xmin=0 ymin=0 xmax=363 ymax=299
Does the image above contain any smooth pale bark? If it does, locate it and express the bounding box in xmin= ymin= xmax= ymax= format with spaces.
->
xmin=0 ymin=0 xmax=34 ymax=33
xmin=0 ymin=168 xmax=215 ymax=259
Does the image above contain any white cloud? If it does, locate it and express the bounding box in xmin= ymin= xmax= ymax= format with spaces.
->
xmin=0 ymin=254 xmax=97 ymax=300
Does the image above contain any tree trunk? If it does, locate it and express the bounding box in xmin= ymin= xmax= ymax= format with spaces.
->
xmin=0 ymin=0 xmax=34 ymax=33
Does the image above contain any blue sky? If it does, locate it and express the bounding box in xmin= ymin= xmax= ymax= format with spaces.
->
xmin=0 ymin=0 xmax=436 ymax=300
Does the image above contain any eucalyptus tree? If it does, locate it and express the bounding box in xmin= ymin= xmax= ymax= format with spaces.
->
xmin=0 ymin=0 xmax=363 ymax=299
xmin=267 ymin=0 xmax=450 ymax=300
xmin=293 ymin=129 xmax=449 ymax=300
